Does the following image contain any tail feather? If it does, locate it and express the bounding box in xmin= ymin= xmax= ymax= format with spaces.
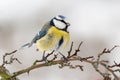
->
xmin=19 ymin=43 xmax=31 ymax=50
xmin=21 ymin=43 xmax=30 ymax=48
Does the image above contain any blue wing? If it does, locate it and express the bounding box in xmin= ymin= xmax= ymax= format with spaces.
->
xmin=20 ymin=22 xmax=50 ymax=49
xmin=30 ymin=22 xmax=51 ymax=46
xmin=28 ymin=30 xmax=47 ymax=47
xmin=20 ymin=30 xmax=47 ymax=49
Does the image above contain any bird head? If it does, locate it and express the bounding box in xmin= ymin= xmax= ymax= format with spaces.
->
xmin=50 ymin=15 xmax=70 ymax=32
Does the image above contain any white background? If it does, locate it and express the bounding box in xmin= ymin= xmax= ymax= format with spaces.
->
xmin=0 ymin=0 xmax=120 ymax=80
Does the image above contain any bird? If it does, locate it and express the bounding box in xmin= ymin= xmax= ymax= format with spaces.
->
xmin=21 ymin=15 xmax=70 ymax=52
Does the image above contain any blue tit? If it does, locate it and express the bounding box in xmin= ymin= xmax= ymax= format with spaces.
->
xmin=21 ymin=15 xmax=70 ymax=52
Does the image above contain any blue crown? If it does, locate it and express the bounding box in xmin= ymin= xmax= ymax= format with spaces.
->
xmin=58 ymin=15 xmax=66 ymax=19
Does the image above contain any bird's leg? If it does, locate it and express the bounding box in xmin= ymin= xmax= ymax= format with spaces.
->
xmin=33 ymin=51 xmax=48 ymax=65
xmin=33 ymin=50 xmax=57 ymax=65
xmin=42 ymin=51 xmax=48 ymax=62
xmin=59 ymin=52 xmax=68 ymax=63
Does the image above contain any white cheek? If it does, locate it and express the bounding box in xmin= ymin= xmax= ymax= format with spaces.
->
xmin=53 ymin=20 xmax=66 ymax=29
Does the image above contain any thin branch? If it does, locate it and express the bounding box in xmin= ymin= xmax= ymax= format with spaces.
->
xmin=49 ymin=54 xmax=58 ymax=62
xmin=0 ymin=42 xmax=120 ymax=80
xmin=33 ymin=50 xmax=55 ymax=65
xmin=97 ymin=45 xmax=119 ymax=62
xmin=100 ymin=63 xmax=119 ymax=80
xmin=12 ymin=56 xmax=91 ymax=78
xmin=68 ymin=41 xmax=83 ymax=58
xmin=67 ymin=42 xmax=73 ymax=58
xmin=6 ymin=55 xmax=21 ymax=64
xmin=92 ymin=62 xmax=105 ymax=77
xmin=95 ymin=45 xmax=119 ymax=80
xmin=108 ymin=61 xmax=120 ymax=68
xmin=2 ymin=50 xmax=19 ymax=67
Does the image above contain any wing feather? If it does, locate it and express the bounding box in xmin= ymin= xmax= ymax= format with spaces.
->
xmin=21 ymin=22 xmax=51 ymax=48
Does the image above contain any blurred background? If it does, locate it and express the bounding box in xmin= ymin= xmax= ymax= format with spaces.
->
xmin=0 ymin=0 xmax=120 ymax=80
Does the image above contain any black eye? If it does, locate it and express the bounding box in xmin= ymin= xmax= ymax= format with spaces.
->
xmin=61 ymin=20 xmax=65 ymax=23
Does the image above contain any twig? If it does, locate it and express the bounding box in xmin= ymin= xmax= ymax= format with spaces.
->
xmin=12 ymin=56 xmax=91 ymax=78
xmin=2 ymin=50 xmax=20 ymax=67
xmin=92 ymin=62 xmax=105 ymax=77
xmin=0 ymin=42 xmax=120 ymax=80
xmin=68 ymin=41 xmax=83 ymax=58
xmin=67 ymin=42 xmax=73 ymax=58
xmin=97 ymin=45 xmax=119 ymax=62
xmin=33 ymin=50 xmax=55 ymax=65
xmin=100 ymin=63 xmax=119 ymax=80
xmin=6 ymin=55 xmax=21 ymax=64
xmin=95 ymin=45 xmax=119 ymax=80
xmin=79 ymin=56 xmax=94 ymax=62
xmin=59 ymin=62 xmax=83 ymax=71
xmin=49 ymin=54 xmax=58 ymax=62
xmin=108 ymin=61 xmax=120 ymax=68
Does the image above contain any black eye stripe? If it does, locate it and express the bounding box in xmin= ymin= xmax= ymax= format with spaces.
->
xmin=54 ymin=18 xmax=62 ymax=21
xmin=54 ymin=18 xmax=67 ymax=24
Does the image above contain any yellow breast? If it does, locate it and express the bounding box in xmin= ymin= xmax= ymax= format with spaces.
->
xmin=36 ymin=26 xmax=70 ymax=51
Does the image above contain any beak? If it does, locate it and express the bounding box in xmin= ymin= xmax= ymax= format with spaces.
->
xmin=62 ymin=20 xmax=70 ymax=27
xmin=66 ymin=22 xmax=70 ymax=26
